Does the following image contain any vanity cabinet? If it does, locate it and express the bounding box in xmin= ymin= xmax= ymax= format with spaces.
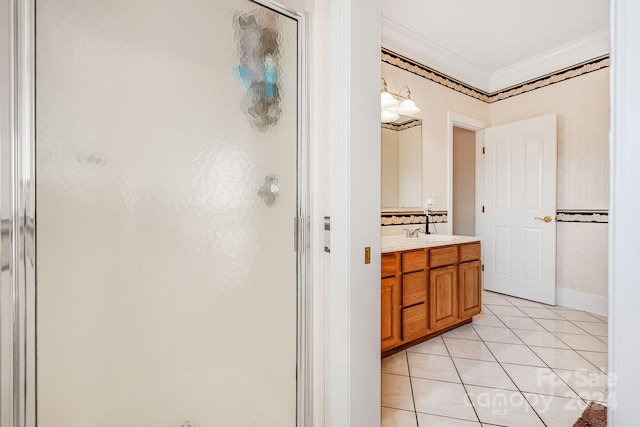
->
xmin=381 ymin=241 xmax=482 ymax=356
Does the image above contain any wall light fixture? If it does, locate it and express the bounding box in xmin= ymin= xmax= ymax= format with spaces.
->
xmin=380 ymin=78 xmax=421 ymax=123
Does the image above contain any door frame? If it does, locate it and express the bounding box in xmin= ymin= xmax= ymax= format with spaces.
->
xmin=0 ymin=1 xmax=315 ymax=426
xmin=609 ymin=0 xmax=640 ymax=424
xmin=446 ymin=112 xmax=488 ymax=237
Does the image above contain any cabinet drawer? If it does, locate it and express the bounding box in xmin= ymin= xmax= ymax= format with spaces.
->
xmin=402 ymin=304 xmax=428 ymax=341
xmin=430 ymin=246 xmax=458 ymax=268
xmin=402 ymin=271 xmax=427 ymax=307
xmin=401 ymin=249 xmax=427 ymax=272
xmin=459 ymin=242 xmax=481 ymax=262
xmin=381 ymin=253 xmax=397 ymax=278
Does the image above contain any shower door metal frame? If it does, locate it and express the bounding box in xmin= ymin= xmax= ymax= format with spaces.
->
xmin=0 ymin=0 xmax=36 ymax=426
xmin=0 ymin=0 xmax=311 ymax=426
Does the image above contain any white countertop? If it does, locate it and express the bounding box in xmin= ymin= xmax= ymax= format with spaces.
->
xmin=381 ymin=234 xmax=482 ymax=253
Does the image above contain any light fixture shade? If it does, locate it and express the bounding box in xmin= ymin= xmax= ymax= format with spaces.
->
xmin=397 ymin=99 xmax=420 ymax=115
xmin=381 ymin=110 xmax=399 ymax=123
xmin=381 ymin=91 xmax=398 ymax=109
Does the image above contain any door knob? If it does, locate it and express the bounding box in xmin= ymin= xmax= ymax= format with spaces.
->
xmin=534 ymin=216 xmax=553 ymax=223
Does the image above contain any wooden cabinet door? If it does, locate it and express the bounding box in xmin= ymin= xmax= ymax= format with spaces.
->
xmin=459 ymin=260 xmax=482 ymax=319
xmin=381 ymin=277 xmax=401 ymax=351
xmin=429 ymin=266 xmax=458 ymax=330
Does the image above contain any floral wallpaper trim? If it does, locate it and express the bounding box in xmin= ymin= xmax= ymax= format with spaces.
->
xmin=381 ymin=48 xmax=490 ymax=101
xmin=381 ymin=118 xmax=421 ymax=131
xmin=381 ymin=211 xmax=448 ymax=226
xmin=380 ymin=210 xmax=608 ymax=226
xmin=556 ymin=210 xmax=608 ymax=224
xmin=381 ymin=48 xmax=610 ymax=104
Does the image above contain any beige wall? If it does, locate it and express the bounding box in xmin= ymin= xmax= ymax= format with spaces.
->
xmin=490 ymin=69 xmax=609 ymax=210
xmin=381 ymin=61 xmax=609 ymax=301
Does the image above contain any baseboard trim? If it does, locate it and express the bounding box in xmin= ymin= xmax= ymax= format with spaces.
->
xmin=556 ymin=287 xmax=608 ymax=316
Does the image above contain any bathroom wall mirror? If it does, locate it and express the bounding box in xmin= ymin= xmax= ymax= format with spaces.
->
xmin=381 ymin=116 xmax=422 ymax=209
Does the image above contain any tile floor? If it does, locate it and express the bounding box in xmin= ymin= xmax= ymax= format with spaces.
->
xmin=381 ymin=290 xmax=608 ymax=427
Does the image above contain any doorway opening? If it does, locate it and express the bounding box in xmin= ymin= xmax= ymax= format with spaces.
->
xmin=446 ymin=112 xmax=487 ymax=237
xmin=452 ymin=126 xmax=477 ymax=236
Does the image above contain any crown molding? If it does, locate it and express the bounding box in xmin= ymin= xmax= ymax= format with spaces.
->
xmin=382 ymin=15 xmax=610 ymax=94
xmin=381 ymin=16 xmax=491 ymax=91
xmin=490 ymin=28 xmax=610 ymax=92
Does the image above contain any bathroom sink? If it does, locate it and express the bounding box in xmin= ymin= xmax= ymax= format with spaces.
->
xmin=380 ymin=235 xmax=411 ymax=247
xmin=380 ymin=234 xmax=463 ymax=251
xmin=414 ymin=234 xmax=461 ymax=243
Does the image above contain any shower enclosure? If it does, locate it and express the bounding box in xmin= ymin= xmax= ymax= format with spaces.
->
xmin=1 ymin=0 xmax=308 ymax=425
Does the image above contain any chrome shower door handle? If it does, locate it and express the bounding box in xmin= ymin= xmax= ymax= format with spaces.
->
xmin=258 ymin=174 xmax=280 ymax=207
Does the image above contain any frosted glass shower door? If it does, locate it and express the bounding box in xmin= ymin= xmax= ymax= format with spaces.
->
xmin=35 ymin=1 xmax=302 ymax=426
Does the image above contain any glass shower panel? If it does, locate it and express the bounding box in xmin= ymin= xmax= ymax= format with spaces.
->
xmin=36 ymin=1 xmax=299 ymax=426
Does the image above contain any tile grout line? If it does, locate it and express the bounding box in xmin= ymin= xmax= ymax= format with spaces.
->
xmin=403 ymin=350 xmax=420 ymax=426
xmin=468 ymin=322 xmax=550 ymax=427
xmin=479 ymin=292 xmax=609 ymax=405
xmin=526 ymin=316 xmax=606 ymax=374
xmin=478 ymin=294 xmax=604 ymax=414
xmin=407 ymin=339 xmax=490 ymax=424
xmin=484 ymin=291 xmax=607 ymax=356
xmin=517 ymin=321 xmax=607 ymax=403
xmin=481 ymin=292 xmax=609 ymax=402
xmin=441 ymin=331 xmax=484 ymax=425
xmin=476 ymin=306 xmax=594 ymax=404
xmin=382 ymin=291 xmax=608 ymax=425
xmin=473 ymin=321 xmax=589 ymax=403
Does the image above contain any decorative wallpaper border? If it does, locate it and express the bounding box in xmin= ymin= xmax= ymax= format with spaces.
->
xmin=380 ymin=210 xmax=608 ymax=227
xmin=382 ymin=48 xmax=490 ymax=101
xmin=327 ymin=210 xmax=607 ymax=256
xmin=381 ymin=211 xmax=448 ymax=227
xmin=381 ymin=47 xmax=610 ymax=104
xmin=381 ymin=117 xmax=422 ymax=131
xmin=556 ymin=210 xmax=609 ymax=224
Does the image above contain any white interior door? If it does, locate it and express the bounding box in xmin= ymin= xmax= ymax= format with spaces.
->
xmin=35 ymin=1 xmax=302 ymax=426
xmin=482 ymin=114 xmax=557 ymax=305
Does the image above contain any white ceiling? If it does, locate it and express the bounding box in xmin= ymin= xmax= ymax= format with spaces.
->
xmin=381 ymin=0 xmax=610 ymax=92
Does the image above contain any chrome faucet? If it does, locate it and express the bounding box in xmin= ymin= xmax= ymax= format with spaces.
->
xmin=404 ymin=227 xmax=424 ymax=238
xmin=424 ymin=199 xmax=433 ymax=235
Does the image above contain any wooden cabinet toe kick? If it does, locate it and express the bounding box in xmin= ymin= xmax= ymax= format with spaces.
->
xmin=382 ymin=318 xmax=472 ymax=359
